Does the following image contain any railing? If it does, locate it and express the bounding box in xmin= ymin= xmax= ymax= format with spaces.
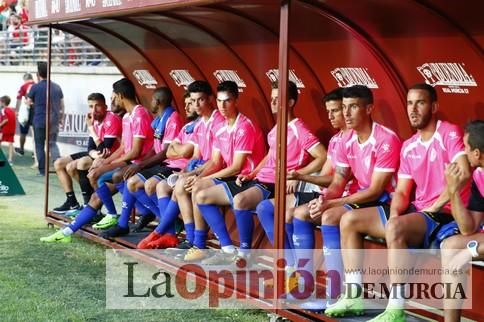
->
xmin=0 ymin=27 xmax=112 ymax=66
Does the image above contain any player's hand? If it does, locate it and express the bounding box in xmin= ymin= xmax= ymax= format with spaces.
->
xmin=184 ymin=175 xmax=198 ymax=192
xmin=236 ymin=173 xmax=254 ymax=187
xmin=123 ymin=164 xmax=141 ymax=180
xmin=90 ymin=157 xmax=105 ymax=170
xmin=286 ymin=180 xmax=298 ymax=194
xmin=308 ymin=197 xmax=328 ymax=220
xmin=445 ymin=162 xmax=466 ymax=195
xmin=287 ymin=170 xmax=301 ymax=181
xmin=97 ymin=148 xmax=111 ymax=159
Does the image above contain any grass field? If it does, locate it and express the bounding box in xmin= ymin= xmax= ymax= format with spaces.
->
xmin=0 ymin=146 xmax=268 ymax=322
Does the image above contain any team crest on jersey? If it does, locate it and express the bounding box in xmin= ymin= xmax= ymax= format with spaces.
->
xmin=448 ymin=131 xmax=458 ymax=139
xmin=382 ymin=143 xmax=390 ymax=153
xmin=417 ymin=62 xmax=477 ymax=94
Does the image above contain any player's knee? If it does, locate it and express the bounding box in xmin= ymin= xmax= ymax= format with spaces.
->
xmin=127 ymin=176 xmax=139 ymax=193
xmin=54 ymin=157 xmax=66 ymax=171
xmin=77 ymin=157 xmax=91 ymax=170
xmin=340 ymin=210 xmax=359 ymax=232
xmin=233 ymin=193 xmax=251 ymax=210
xmin=156 ymin=180 xmax=171 ymax=196
xmin=294 ymin=205 xmax=310 ymax=221
xmin=321 ymin=208 xmax=344 ymax=225
xmin=385 ymin=217 xmax=405 ymax=243
xmin=144 ymin=178 xmax=158 ymax=195
xmin=195 ymin=188 xmax=211 ymax=205
xmin=89 ymin=192 xmax=101 ymax=207
xmin=66 ymin=162 xmax=76 ymax=176
xmin=112 ymin=170 xmax=124 ymax=184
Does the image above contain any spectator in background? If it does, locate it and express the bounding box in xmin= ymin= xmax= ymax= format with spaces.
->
xmin=0 ymin=95 xmax=16 ymax=165
xmin=18 ymin=0 xmax=27 ymax=24
xmin=7 ymin=14 xmax=29 ymax=51
xmin=15 ymin=72 xmax=36 ymax=163
xmin=27 ymin=61 xmax=64 ymax=176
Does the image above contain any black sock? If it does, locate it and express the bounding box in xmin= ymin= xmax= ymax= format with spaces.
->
xmin=66 ymin=191 xmax=78 ymax=205
xmin=78 ymin=170 xmax=94 ymax=205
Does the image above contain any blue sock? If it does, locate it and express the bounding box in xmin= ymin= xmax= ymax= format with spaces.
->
xmin=256 ymin=200 xmax=295 ymax=266
xmin=68 ymin=205 xmax=97 ymax=232
xmin=285 ymin=222 xmax=294 ymax=248
xmin=321 ymin=225 xmax=343 ymax=300
xmin=157 ymin=197 xmax=170 ymax=220
xmin=193 ymin=229 xmax=208 ymax=249
xmin=134 ymin=201 xmax=150 ymax=216
xmin=234 ymin=209 xmax=254 ymax=253
xmin=114 ymin=181 xmax=124 ymax=194
xmin=118 ymin=188 xmax=136 ymax=229
xmin=155 ymin=200 xmax=179 ymax=235
xmin=198 ymin=204 xmax=232 ymax=247
xmin=185 ymin=222 xmax=195 ymax=244
xmin=133 ymin=190 xmax=160 ymax=217
xmin=96 ymin=184 xmax=117 ymax=215
xmin=293 ymin=218 xmax=315 ymax=272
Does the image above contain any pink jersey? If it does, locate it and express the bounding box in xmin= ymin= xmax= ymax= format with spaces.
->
xmin=257 ymin=118 xmax=320 ymax=183
xmin=336 ymin=122 xmax=401 ymax=194
xmin=398 ymin=120 xmax=469 ymax=212
xmin=165 ymin=120 xmax=197 ymax=170
xmin=473 ymin=167 xmax=484 ymax=197
xmin=153 ymin=111 xmax=183 ymax=154
xmin=188 ymin=110 xmax=225 ymax=161
xmin=93 ymin=111 xmax=122 ymax=152
xmin=123 ymin=105 xmax=154 ymax=164
xmin=327 ymin=129 xmax=359 ymax=195
xmin=213 ymin=113 xmax=265 ymax=175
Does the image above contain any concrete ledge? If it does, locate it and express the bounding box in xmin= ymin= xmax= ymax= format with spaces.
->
xmin=0 ymin=65 xmax=121 ymax=75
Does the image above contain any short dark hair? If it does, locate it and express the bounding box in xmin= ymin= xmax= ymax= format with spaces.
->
xmin=323 ymin=88 xmax=344 ymax=103
xmin=271 ymin=81 xmax=298 ymax=103
xmin=216 ymin=81 xmax=239 ymax=98
xmin=112 ymin=78 xmax=136 ymax=101
xmin=187 ymin=80 xmax=213 ymax=96
xmin=37 ymin=61 xmax=48 ymax=78
xmin=0 ymin=95 xmax=11 ymax=106
xmin=23 ymin=73 xmax=33 ymax=81
xmin=153 ymin=87 xmax=173 ymax=106
xmin=465 ymin=120 xmax=484 ymax=152
xmin=87 ymin=93 xmax=106 ymax=105
xmin=409 ymin=83 xmax=438 ymax=102
xmin=183 ymin=91 xmax=190 ymax=99
xmin=342 ymin=85 xmax=373 ymax=105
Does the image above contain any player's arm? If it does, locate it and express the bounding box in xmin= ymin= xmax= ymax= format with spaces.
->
xmin=323 ymin=165 xmax=351 ymax=200
xmin=288 ymin=147 xmax=332 ymax=187
xmin=206 ymin=152 xmax=250 ymax=179
xmin=167 ymin=140 xmax=194 ymax=159
xmin=446 ymin=162 xmax=481 ymax=235
xmin=389 ymin=178 xmax=414 ymax=218
xmin=425 ymin=155 xmax=471 ymax=212
xmin=114 ymin=137 xmax=144 ymax=164
xmin=197 ymin=149 xmax=223 ymax=178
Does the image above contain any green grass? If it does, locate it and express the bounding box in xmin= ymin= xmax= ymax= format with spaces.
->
xmin=0 ymin=146 xmax=268 ymax=322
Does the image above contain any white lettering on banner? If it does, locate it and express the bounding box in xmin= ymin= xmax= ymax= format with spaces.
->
xmin=417 ymin=63 xmax=477 ymax=95
xmin=35 ymin=0 xmax=48 ymax=18
xmin=169 ymin=70 xmax=195 ymax=89
xmin=213 ymin=70 xmax=247 ymax=91
xmin=85 ymin=0 xmax=96 ymax=8
xmin=102 ymin=0 xmax=122 ymax=8
xmin=133 ymin=70 xmax=158 ymax=89
xmin=51 ymin=0 xmax=60 ymax=14
xmin=330 ymin=67 xmax=379 ymax=88
xmin=265 ymin=69 xmax=305 ymax=89
xmin=0 ymin=181 xmax=9 ymax=194
xmin=60 ymin=113 xmax=88 ymax=138
xmin=64 ymin=0 xmax=81 ymax=13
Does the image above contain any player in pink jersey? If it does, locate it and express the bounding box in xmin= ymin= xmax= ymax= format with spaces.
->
xmin=326 ymin=84 xmax=470 ymax=321
xmin=189 ymin=81 xmax=326 ymax=265
xmin=41 ymin=78 xmax=155 ymax=243
xmin=440 ymin=120 xmax=483 ymax=322
xmin=51 ymin=93 xmax=123 ymax=214
xmin=136 ymin=81 xmax=221 ymax=249
xmin=102 ymin=91 xmax=199 ymax=238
